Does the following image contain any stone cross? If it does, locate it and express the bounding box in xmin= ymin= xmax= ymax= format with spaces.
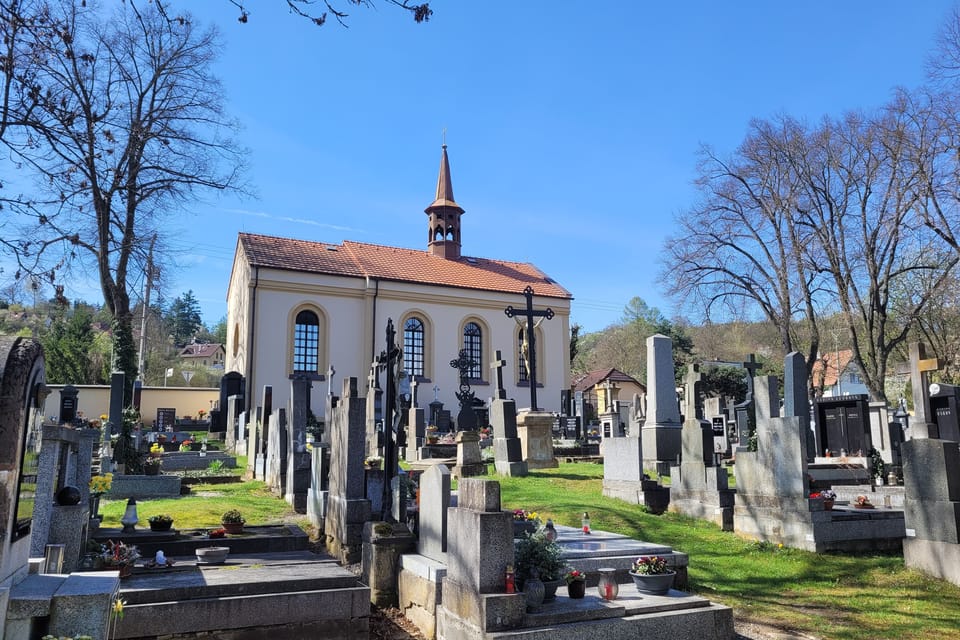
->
xmin=410 ymin=378 xmax=419 ymax=408
xmin=504 ymin=285 xmax=554 ymax=411
xmin=742 ymin=354 xmax=761 ymax=397
xmin=909 ymin=342 xmax=941 ymax=437
xmin=684 ymin=364 xmax=703 ymax=421
xmin=491 ymin=349 xmax=507 ymax=400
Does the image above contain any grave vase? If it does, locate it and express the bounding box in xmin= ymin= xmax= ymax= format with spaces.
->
xmin=89 ymin=494 xmax=101 ymax=520
xmin=542 ymin=579 xmax=563 ymax=602
xmin=823 ymin=499 xmax=835 ymax=511
xmin=597 ymin=568 xmax=618 ymax=601
xmin=523 ymin=572 xmax=545 ymax=612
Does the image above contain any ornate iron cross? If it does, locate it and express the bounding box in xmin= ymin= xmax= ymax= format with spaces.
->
xmin=504 ymin=286 xmax=554 ymax=411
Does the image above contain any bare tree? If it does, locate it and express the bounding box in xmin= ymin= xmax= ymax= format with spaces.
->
xmin=4 ymin=1 xmax=245 ymax=388
xmin=156 ymin=0 xmax=432 ymax=28
xmin=662 ymin=116 xmax=826 ymax=392
xmin=791 ymin=104 xmax=958 ymax=402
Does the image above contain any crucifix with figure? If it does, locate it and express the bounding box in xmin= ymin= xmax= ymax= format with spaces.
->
xmin=504 ymin=286 xmax=554 ymax=411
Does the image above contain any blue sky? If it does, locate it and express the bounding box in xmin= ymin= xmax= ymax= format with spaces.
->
xmin=44 ymin=1 xmax=960 ymax=332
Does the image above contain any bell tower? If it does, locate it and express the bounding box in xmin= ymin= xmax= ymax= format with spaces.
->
xmin=425 ymin=143 xmax=464 ymax=259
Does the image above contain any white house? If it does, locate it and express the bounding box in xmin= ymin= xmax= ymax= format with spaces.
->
xmin=224 ymin=145 xmax=573 ymax=420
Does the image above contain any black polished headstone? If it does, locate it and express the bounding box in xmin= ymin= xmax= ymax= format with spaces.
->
xmin=59 ymin=385 xmax=79 ymax=424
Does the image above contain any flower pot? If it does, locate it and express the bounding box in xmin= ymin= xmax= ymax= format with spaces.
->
xmin=628 ymin=570 xmax=676 ymax=595
xmin=196 ymin=546 xmax=230 ymax=564
xmin=513 ymin=520 xmax=538 ymax=539
xmin=823 ymin=499 xmax=835 ymax=511
xmin=149 ymin=520 xmax=173 ymax=532
xmin=222 ymin=521 xmax=244 ymax=534
xmin=144 ymin=464 xmax=160 ymax=476
xmin=118 ymin=563 xmax=134 ymax=579
xmin=567 ymin=580 xmax=586 ymax=599
xmin=542 ymin=579 xmax=563 ymax=602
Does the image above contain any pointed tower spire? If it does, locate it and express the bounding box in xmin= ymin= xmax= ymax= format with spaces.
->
xmin=425 ymin=142 xmax=465 ymax=259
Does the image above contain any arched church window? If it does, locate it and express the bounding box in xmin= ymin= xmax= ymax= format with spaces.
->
xmin=464 ymin=322 xmax=482 ymax=379
xmin=404 ymin=317 xmax=425 ymax=378
xmin=293 ymin=310 xmax=319 ymax=373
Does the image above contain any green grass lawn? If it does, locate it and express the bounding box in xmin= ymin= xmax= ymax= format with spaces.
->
xmin=98 ymin=463 xmax=960 ymax=639
xmin=491 ymin=462 xmax=960 ymax=640
xmin=99 ymin=479 xmax=300 ymax=530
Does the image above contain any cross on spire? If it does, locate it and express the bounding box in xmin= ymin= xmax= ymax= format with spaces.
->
xmin=504 ymin=286 xmax=554 ymax=411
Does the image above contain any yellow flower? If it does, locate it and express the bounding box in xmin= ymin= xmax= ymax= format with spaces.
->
xmin=112 ymin=597 xmax=126 ymax=620
xmin=100 ymin=414 xmax=108 ymax=421
xmin=528 ymin=512 xmax=538 ymax=521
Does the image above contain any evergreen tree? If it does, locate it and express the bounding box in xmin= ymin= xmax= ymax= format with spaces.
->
xmin=169 ymin=290 xmax=203 ymax=346
xmin=41 ymin=307 xmax=97 ymax=384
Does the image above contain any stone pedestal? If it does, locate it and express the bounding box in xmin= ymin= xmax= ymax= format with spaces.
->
xmin=362 ymin=521 xmax=416 ymax=607
xmin=452 ymin=431 xmax=487 ymax=478
xmin=517 ymin=410 xmax=558 ymax=469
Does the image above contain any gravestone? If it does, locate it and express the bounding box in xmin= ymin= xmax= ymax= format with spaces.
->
xmin=108 ymin=371 xmax=125 ymax=435
xmin=598 ymin=379 xmax=621 ymax=439
xmin=58 ymin=385 xmax=78 ymax=424
xmin=908 ymin=342 xmax=940 ymax=439
xmin=734 ymin=355 xmax=761 ymax=451
xmin=225 ymin=394 xmax=244 ymax=453
xmin=450 ymin=349 xmax=479 ymax=431
xmin=286 ymin=375 xmax=313 ymax=512
xmin=1 ymin=338 xmax=47 ymax=625
xmin=404 ymin=406 xmax=426 ymax=464
xmin=516 ymin=410 xmax=557 ymax=469
xmin=1 ymin=337 xmax=118 ymax=640
xmin=490 ymin=352 xmax=527 ymax=477
xmin=452 ymin=431 xmax=487 ymax=478
xmin=264 ymin=409 xmax=285 ymax=494
xmin=641 ymin=334 xmax=682 ymax=471
xmin=155 ymin=407 xmax=176 ymax=432
xmin=418 ymin=464 xmax=451 ymax=561
xmin=366 ymin=365 xmax=382 ymax=458
xmin=324 ymin=377 xmax=372 ymax=564
xmin=669 ymin=365 xmax=733 ymax=530
xmin=215 ymin=371 xmax=245 ymax=433
xmin=436 ymin=479 xmax=525 ymax=637
xmin=813 ymin=395 xmax=870 ymax=457
xmin=255 ymin=385 xmax=273 ymax=480
xmin=784 ymin=352 xmax=815 ymax=462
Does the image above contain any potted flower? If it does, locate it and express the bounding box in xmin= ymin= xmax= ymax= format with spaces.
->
xmin=101 ymin=540 xmax=140 ymax=578
xmin=148 ymin=514 xmax=174 ymax=532
xmin=221 ymin=509 xmax=245 ymax=534
xmin=179 ymin=439 xmax=193 ymax=452
xmin=512 ymin=509 xmax=541 ymax=538
xmin=143 ymin=455 xmax=162 ymax=476
xmin=364 ymin=455 xmax=382 ymax=470
xmin=514 ymin=530 xmax=566 ymax=601
xmin=88 ymin=472 xmax=113 ymax=520
xmin=810 ymin=489 xmax=837 ymax=510
xmin=426 ymin=425 xmax=439 ymax=444
xmin=149 ymin=442 xmax=163 ymax=457
xmin=854 ymin=495 xmax=874 ymax=509
xmin=629 ymin=555 xmax=675 ymax=595
xmin=198 ymin=408 xmax=207 ymax=420
xmin=564 ymin=568 xmax=587 ymax=599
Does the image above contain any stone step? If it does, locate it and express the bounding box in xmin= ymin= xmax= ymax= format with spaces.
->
xmin=109 ymin=552 xmax=370 ymax=639
xmin=92 ymin=524 xmax=309 ymax=556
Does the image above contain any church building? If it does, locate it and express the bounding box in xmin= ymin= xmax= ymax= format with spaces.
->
xmin=224 ymin=145 xmax=573 ymax=421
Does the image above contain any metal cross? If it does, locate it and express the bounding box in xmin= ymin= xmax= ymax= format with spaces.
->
xmin=504 ymin=286 xmax=554 ymax=411
xmin=909 ymin=342 xmax=941 ymax=427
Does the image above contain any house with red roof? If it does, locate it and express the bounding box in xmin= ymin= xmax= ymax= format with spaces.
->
xmin=572 ymin=368 xmax=646 ymax=424
xmin=811 ymin=349 xmax=870 ymax=398
xmin=225 ymin=145 xmax=573 ymax=418
xmin=178 ymin=342 xmax=225 ymax=369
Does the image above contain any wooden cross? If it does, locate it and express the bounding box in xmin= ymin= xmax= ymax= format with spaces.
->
xmin=504 ymin=286 xmax=554 ymax=411
xmin=909 ymin=342 xmax=941 ymax=429
xmin=491 ymin=349 xmax=507 ymax=399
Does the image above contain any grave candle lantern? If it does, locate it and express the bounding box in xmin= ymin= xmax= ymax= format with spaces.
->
xmin=597 ymin=568 xmax=618 ymax=601
xmin=581 ymin=512 xmax=591 ymax=534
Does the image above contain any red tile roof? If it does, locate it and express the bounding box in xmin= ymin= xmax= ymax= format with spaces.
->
xmin=239 ymin=233 xmax=572 ymax=300
xmin=180 ymin=343 xmax=223 ymax=358
xmin=811 ymin=349 xmax=855 ymax=387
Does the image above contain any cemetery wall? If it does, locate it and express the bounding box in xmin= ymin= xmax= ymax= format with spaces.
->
xmin=45 ymin=384 xmax=217 ymax=426
xmin=232 ymin=267 xmax=571 ymax=418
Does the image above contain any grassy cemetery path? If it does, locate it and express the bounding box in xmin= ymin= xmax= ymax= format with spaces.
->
xmin=492 ymin=463 xmax=960 ymax=640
